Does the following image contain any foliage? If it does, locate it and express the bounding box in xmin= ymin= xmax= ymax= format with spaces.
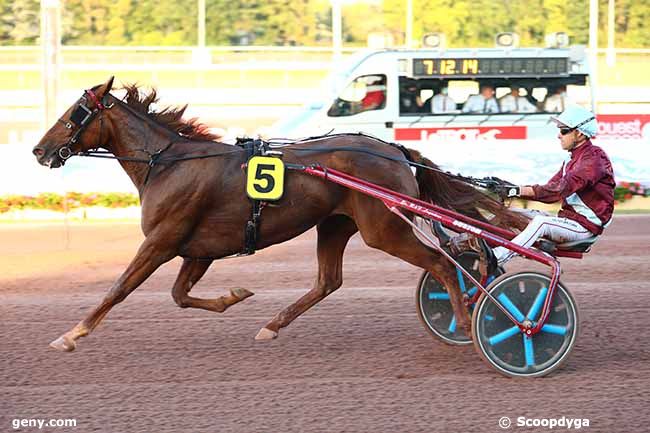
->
xmin=2 ymin=0 xmax=39 ymax=44
xmin=0 ymin=0 xmax=649 ymax=47
xmin=0 ymin=192 xmax=140 ymax=213
xmin=614 ymin=181 xmax=650 ymax=204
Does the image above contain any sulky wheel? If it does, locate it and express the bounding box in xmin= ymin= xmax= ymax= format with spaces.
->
xmin=471 ymin=272 xmax=579 ymax=378
xmin=416 ymin=252 xmax=502 ymax=345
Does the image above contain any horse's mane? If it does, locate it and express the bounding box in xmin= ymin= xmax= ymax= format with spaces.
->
xmin=121 ymin=84 xmax=221 ymax=142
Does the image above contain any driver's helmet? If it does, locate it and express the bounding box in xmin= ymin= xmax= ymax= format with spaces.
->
xmin=551 ymin=105 xmax=598 ymax=138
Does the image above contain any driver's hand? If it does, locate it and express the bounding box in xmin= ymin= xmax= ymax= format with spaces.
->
xmin=495 ymin=185 xmax=521 ymax=200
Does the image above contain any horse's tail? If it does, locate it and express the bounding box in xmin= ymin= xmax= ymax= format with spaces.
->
xmin=405 ymin=148 xmax=529 ymax=231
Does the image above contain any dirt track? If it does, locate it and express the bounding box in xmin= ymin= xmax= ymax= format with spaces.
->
xmin=1 ymin=216 xmax=649 ymax=432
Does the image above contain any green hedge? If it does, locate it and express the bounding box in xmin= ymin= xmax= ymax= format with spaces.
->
xmin=614 ymin=182 xmax=650 ymax=204
xmin=0 ymin=192 xmax=140 ymax=213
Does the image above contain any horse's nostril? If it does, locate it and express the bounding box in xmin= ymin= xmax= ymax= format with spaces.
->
xmin=33 ymin=147 xmax=44 ymax=157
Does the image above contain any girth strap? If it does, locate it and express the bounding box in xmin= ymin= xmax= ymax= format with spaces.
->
xmin=240 ymin=138 xmax=267 ymax=255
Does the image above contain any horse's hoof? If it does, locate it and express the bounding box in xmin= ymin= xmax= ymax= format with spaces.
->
xmin=255 ymin=327 xmax=278 ymax=341
xmin=49 ymin=335 xmax=76 ymax=352
xmin=231 ymin=288 xmax=254 ymax=301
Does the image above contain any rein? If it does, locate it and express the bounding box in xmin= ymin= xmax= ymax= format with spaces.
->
xmin=59 ymin=89 xmax=244 ymax=184
xmin=281 ymin=143 xmax=516 ymax=192
xmin=60 ymin=93 xmax=511 ymax=191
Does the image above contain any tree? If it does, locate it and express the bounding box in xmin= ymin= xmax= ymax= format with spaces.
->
xmin=63 ymin=0 xmax=111 ymax=44
xmin=0 ymin=0 xmax=13 ymax=43
xmin=1 ymin=0 xmax=648 ymax=48
xmin=565 ymin=0 xmax=589 ymax=44
xmin=105 ymin=0 xmax=132 ymax=45
xmin=6 ymin=0 xmax=39 ymax=45
xmin=125 ymin=0 xmax=195 ymax=45
xmin=616 ymin=0 xmax=650 ymax=47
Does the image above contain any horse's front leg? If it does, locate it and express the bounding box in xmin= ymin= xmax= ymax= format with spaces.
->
xmin=171 ymin=258 xmax=254 ymax=312
xmin=49 ymin=238 xmax=176 ymax=352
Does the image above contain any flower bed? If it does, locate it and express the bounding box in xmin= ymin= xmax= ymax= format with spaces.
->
xmin=0 ymin=192 xmax=139 ymax=213
xmin=614 ymin=182 xmax=650 ymax=204
xmin=1 ymin=184 xmax=649 ymax=219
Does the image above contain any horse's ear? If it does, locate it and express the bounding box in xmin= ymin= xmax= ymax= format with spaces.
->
xmin=96 ymin=76 xmax=114 ymax=98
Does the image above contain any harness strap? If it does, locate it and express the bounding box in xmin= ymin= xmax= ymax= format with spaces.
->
xmin=142 ymin=141 xmax=176 ymax=186
xmin=241 ymin=138 xmax=267 ymax=255
xmin=85 ymin=89 xmax=106 ymax=110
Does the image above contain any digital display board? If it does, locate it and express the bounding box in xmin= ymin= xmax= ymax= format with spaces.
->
xmin=412 ymin=58 xmax=569 ymax=77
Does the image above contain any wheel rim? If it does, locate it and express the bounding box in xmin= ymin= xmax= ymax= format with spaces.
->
xmin=474 ymin=273 xmax=578 ymax=377
xmin=417 ymin=253 xmax=499 ymax=344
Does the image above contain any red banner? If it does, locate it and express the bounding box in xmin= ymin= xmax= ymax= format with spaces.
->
xmin=596 ymin=114 xmax=650 ymax=140
xmin=395 ymin=126 xmax=527 ymax=141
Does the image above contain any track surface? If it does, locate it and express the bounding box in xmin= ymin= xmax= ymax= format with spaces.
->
xmin=1 ymin=216 xmax=649 ymax=432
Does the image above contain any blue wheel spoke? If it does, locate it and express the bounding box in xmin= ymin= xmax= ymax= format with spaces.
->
xmin=523 ymin=335 xmax=535 ymax=366
xmin=526 ymin=286 xmax=548 ymax=321
xmin=541 ymin=323 xmax=568 ymax=335
xmin=488 ymin=325 xmax=520 ymax=345
xmin=456 ymin=267 xmax=467 ymax=292
xmin=497 ymin=293 xmax=526 ymax=322
xmin=448 ymin=315 xmax=457 ymax=333
xmin=428 ymin=292 xmax=450 ymax=300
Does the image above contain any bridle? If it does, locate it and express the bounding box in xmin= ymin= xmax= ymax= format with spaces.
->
xmin=51 ymin=87 xmax=241 ymax=185
xmin=56 ymin=88 xmax=113 ymax=161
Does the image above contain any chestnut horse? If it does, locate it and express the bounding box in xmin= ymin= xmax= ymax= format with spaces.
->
xmin=32 ymin=77 xmax=528 ymax=352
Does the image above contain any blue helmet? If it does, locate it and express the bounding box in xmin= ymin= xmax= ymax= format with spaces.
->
xmin=551 ymin=105 xmax=598 ymax=138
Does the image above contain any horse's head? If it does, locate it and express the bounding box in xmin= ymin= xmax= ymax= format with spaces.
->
xmin=33 ymin=76 xmax=114 ymax=168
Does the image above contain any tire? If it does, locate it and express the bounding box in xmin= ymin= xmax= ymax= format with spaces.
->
xmin=471 ymin=272 xmax=579 ymax=378
xmin=415 ymin=252 xmax=501 ymax=345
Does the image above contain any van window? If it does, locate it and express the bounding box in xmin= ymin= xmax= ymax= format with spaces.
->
xmin=448 ymin=80 xmax=479 ymax=109
xmin=399 ymin=77 xmax=433 ymax=115
xmin=328 ymin=74 xmax=386 ymax=117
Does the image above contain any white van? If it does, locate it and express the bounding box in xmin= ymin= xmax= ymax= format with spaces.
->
xmin=270 ymin=46 xmax=601 ymax=184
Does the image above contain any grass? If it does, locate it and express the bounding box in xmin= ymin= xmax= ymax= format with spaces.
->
xmin=1 ymin=50 xmax=647 ymax=91
xmin=2 ymin=69 xmax=330 ymax=91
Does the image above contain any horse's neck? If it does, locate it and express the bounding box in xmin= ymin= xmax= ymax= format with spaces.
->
xmin=105 ymin=107 xmax=180 ymax=193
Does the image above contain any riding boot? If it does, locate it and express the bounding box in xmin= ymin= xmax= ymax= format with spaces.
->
xmin=476 ymin=237 xmax=499 ymax=277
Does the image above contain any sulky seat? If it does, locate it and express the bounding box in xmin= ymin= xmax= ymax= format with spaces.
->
xmin=556 ymin=236 xmax=600 ymax=253
xmin=537 ymin=235 xmax=599 ymax=255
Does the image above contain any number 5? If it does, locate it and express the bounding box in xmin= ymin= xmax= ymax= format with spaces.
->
xmin=246 ymin=156 xmax=285 ymax=201
xmin=254 ymin=164 xmax=275 ymax=193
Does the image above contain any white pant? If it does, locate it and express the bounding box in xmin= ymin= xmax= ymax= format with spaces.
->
xmin=493 ymin=214 xmax=594 ymax=264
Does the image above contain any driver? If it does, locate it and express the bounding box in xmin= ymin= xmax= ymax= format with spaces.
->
xmin=452 ymin=105 xmax=615 ymax=264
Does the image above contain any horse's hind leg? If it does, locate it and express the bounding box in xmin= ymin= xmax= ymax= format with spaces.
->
xmin=255 ymin=215 xmax=358 ymax=340
xmin=360 ymin=220 xmax=471 ymax=335
xmin=171 ymin=258 xmax=253 ymax=313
